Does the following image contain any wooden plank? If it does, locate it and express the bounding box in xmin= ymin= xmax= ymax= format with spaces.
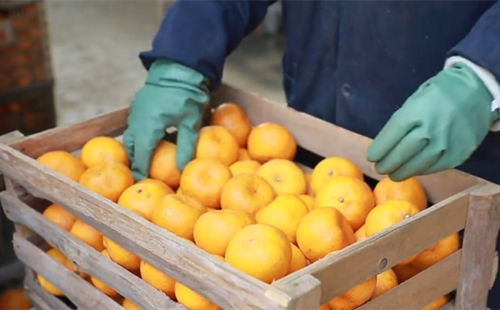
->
xmin=210 ymin=84 xmax=481 ymax=203
xmin=456 ymin=183 xmax=500 ymax=310
xmin=0 ymin=145 xmax=288 ymax=310
xmin=8 ymin=106 xmax=128 ymax=158
xmin=276 ymin=185 xmax=473 ymax=304
xmin=0 ymin=191 xmax=186 ymax=310
xmin=13 ymin=233 xmax=122 ymax=310
xmin=24 ymin=268 xmax=72 ymax=310
xmin=358 ymin=250 xmax=460 ymax=310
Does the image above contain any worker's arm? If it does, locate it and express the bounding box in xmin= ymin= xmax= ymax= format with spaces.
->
xmin=125 ymin=0 xmax=274 ymax=180
xmin=445 ymin=1 xmax=500 ymax=131
xmin=139 ymin=0 xmax=275 ymax=91
xmin=367 ymin=1 xmax=500 ymax=181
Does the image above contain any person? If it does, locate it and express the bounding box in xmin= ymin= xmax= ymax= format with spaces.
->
xmin=123 ymin=1 xmax=500 ymax=307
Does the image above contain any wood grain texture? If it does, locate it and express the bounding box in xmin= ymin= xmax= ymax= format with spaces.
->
xmin=24 ymin=268 xmax=72 ymax=310
xmin=13 ymin=233 xmax=122 ymax=310
xmin=358 ymin=251 xmax=460 ymax=310
xmin=1 ymin=191 xmax=186 ymax=310
xmin=456 ymin=183 xmax=500 ymax=310
xmin=0 ymin=145 xmax=287 ymax=310
xmin=276 ymin=185 xmax=472 ymax=304
xmin=8 ymin=106 xmax=128 ymax=158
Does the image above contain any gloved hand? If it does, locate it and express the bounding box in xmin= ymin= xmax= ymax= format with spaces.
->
xmin=123 ymin=58 xmax=210 ymax=180
xmin=367 ymin=62 xmax=499 ymax=181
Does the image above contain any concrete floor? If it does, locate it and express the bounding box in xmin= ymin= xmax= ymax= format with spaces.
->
xmin=44 ymin=0 xmax=286 ymax=126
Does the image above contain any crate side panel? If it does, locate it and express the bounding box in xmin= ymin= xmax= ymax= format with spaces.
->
xmin=9 ymin=106 xmax=128 ymax=158
xmin=276 ymin=185 xmax=471 ymax=303
xmin=24 ymin=268 xmax=73 ymax=310
xmin=12 ymin=233 xmax=122 ymax=310
xmin=0 ymin=190 xmax=186 ymax=310
xmin=0 ymin=145 xmax=285 ymax=310
xmin=357 ymin=251 xmax=460 ymax=310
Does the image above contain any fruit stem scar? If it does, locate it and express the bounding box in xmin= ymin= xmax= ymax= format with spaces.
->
xmin=338 ymin=197 xmax=344 ymax=203
xmin=327 ymin=170 xmax=333 ymax=176
xmin=275 ymin=177 xmax=280 ymax=182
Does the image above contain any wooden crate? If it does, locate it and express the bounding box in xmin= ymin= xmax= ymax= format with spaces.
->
xmin=0 ymin=83 xmax=499 ymax=310
xmin=0 ymin=131 xmax=24 ymax=288
xmin=0 ymin=0 xmax=53 ymax=91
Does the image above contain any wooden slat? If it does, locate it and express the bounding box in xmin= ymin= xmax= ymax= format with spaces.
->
xmin=275 ymin=185 xmax=473 ymax=304
xmin=358 ymin=251 xmax=460 ymax=310
xmin=456 ymin=183 xmax=500 ymax=310
xmin=0 ymin=144 xmax=288 ymax=310
xmin=210 ymin=84 xmax=481 ymax=203
xmin=24 ymin=268 xmax=73 ymax=310
xmin=13 ymin=233 xmax=122 ymax=310
xmin=0 ymin=191 xmax=186 ymax=310
xmin=8 ymin=106 xmax=128 ymax=158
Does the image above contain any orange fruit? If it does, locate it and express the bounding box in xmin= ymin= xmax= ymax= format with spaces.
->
xmin=225 ymin=224 xmax=292 ymax=283
xmin=79 ymin=161 xmax=134 ymax=202
xmin=64 ymin=259 xmax=89 ymax=279
xmin=103 ymin=236 xmax=141 ymax=271
xmin=69 ymin=219 xmax=105 ymax=251
xmin=149 ymin=141 xmax=182 ymax=189
xmin=38 ymin=248 xmax=67 ymax=296
xmin=392 ymin=264 xmax=421 ymax=283
xmin=411 ymin=233 xmax=460 ymax=271
xmin=220 ymin=174 xmax=275 ymax=216
xmin=296 ymin=207 xmax=355 ymax=263
xmin=80 ymin=136 xmax=129 ymax=168
xmin=229 ymin=160 xmax=261 ymax=176
xmin=175 ymin=253 xmax=223 ymax=310
xmin=151 ymin=194 xmax=206 ymax=241
xmin=210 ymin=103 xmax=252 ymax=148
xmin=117 ymin=183 xmax=173 ymax=220
xmin=319 ymin=304 xmax=330 ymax=310
xmin=238 ymin=148 xmax=252 ymax=161
xmin=315 ymin=176 xmax=375 ymax=231
xmin=247 ymin=122 xmax=297 ymax=162
xmin=311 ymin=157 xmax=364 ymax=195
xmin=180 ymin=158 xmax=233 ymax=209
xmin=195 ymin=125 xmax=240 ymax=166
xmin=140 ymin=260 xmax=176 ymax=299
xmin=370 ymin=269 xmax=398 ymax=299
xmin=422 ymin=295 xmax=451 ymax=310
xmin=354 ymin=225 xmax=367 ymax=242
xmin=91 ymin=250 xmax=120 ymax=297
xmin=122 ymin=298 xmax=142 ymax=310
xmin=288 ymin=243 xmax=308 ymax=274
xmin=327 ymin=277 xmax=377 ymax=310
xmin=256 ymin=194 xmax=309 ymax=244
xmin=42 ymin=203 xmax=77 ymax=232
xmin=298 ymin=194 xmax=315 ymax=211
xmin=193 ymin=209 xmax=255 ymax=256
xmin=0 ymin=289 xmax=32 ymax=310
xmin=374 ymin=177 xmax=428 ymax=212
xmin=365 ymin=199 xmax=420 ymax=265
xmin=137 ymin=178 xmax=172 ymax=191
xmin=37 ymin=150 xmax=86 ymax=182
xmin=256 ymin=159 xmax=307 ymax=195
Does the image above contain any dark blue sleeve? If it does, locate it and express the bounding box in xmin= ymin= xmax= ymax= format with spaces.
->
xmin=139 ymin=0 xmax=275 ymax=91
xmin=448 ymin=1 xmax=500 ymax=81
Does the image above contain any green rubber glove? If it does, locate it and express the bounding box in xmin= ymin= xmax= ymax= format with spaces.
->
xmin=367 ymin=62 xmax=499 ymax=181
xmin=123 ymin=59 xmax=210 ymax=181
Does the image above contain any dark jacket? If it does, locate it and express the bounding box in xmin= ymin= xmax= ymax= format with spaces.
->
xmin=140 ymin=2 xmax=500 ymax=303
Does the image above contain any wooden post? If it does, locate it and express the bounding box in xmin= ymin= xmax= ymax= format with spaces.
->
xmin=455 ymin=183 xmax=500 ymax=310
